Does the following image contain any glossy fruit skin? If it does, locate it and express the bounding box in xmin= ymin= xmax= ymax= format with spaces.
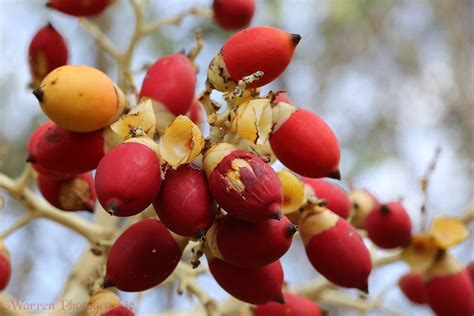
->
xmin=153 ymin=165 xmax=215 ymax=238
xmin=95 ymin=142 xmax=161 ymax=217
xmin=47 ymin=0 xmax=111 ymax=16
xmin=34 ymin=123 xmax=104 ymax=175
xmin=222 ymin=26 xmax=300 ymax=88
xmin=140 ymin=54 xmax=196 ymax=116
xmin=28 ymin=24 xmax=68 ymax=86
xmin=208 ymin=258 xmax=284 ymax=304
xmin=38 ymin=172 xmax=96 ymax=212
xmin=105 ymin=219 xmax=182 ymax=292
xmin=27 ymin=122 xmax=71 ymax=179
xmin=216 ymin=215 xmax=295 ymax=268
xmin=425 ymin=270 xmax=474 ymax=316
xmin=0 ymin=254 xmax=11 ymax=290
xmin=207 ymin=149 xmax=283 ymax=222
xmin=304 ymin=219 xmax=372 ymax=289
xmin=212 ymin=0 xmax=255 ymax=30
xmin=365 ymin=201 xmax=412 ymax=249
xmin=35 ymin=65 xmax=124 ymax=133
xmin=255 ymin=293 xmax=322 ymax=316
xmin=270 ymin=110 xmax=340 ymax=179
xmin=399 ymin=272 xmax=426 ymax=305
xmin=102 ymin=306 xmax=135 ymax=316
xmin=303 ymin=178 xmax=350 ymax=218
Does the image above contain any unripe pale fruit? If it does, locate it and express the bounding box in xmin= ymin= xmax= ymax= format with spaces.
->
xmin=0 ymin=240 xmax=11 ymax=290
xmin=299 ymin=207 xmax=372 ymax=290
xmin=366 ymin=201 xmax=412 ymax=249
xmin=208 ymin=257 xmax=284 ymax=304
xmin=212 ymin=0 xmax=255 ymax=30
xmin=38 ymin=172 xmax=96 ymax=212
xmin=28 ymin=24 xmax=68 ymax=88
xmin=153 ymin=165 xmax=215 ymax=238
xmin=46 ymin=0 xmax=111 ymax=16
xmin=270 ymin=103 xmax=341 ymax=179
xmin=140 ymin=54 xmax=196 ymax=116
xmin=399 ymin=272 xmax=426 ymax=305
xmin=103 ymin=306 xmax=134 ymax=316
xmin=348 ymin=189 xmax=380 ymax=229
xmin=86 ymin=289 xmax=121 ymax=316
xmin=255 ymin=293 xmax=322 ymax=316
xmin=424 ymin=254 xmax=474 ymax=316
xmin=105 ymin=219 xmax=186 ymax=292
xmin=208 ymin=26 xmax=300 ymax=91
xmin=95 ymin=141 xmax=161 ymax=217
xmin=33 ymin=65 xmax=126 ymax=133
xmin=302 ymin=178 xmax=350 ymax=219
xmin=203 ymin=144 xmax=283 ymax=222
xmin=27 ymin=122 xmax=71 ymax=179
xmin=33 ymin=123 xmax=105 ymax=175
xmin=207 ymin=215 xmax=296 ymax=268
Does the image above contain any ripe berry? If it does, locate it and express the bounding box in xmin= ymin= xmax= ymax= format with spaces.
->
xmin=302 ymin=178 xmax=350 ymax=219
xmin=399 ymin=272 xmax=426 ymax=305
xmin=33 ymin=123 xmax=105 ymax=175
xmin=348 ymin=189 xmax=380 ymax=229
xmin=203 ymin=143 xmax=283 ymax=222
xmin=212 ymin=0 xmax=255 ymax=30
xmin=46 ymin=0 xmax=111 ymax=16
xmin=38 ymin=172 xmax=96 ymax=212
xmin=33 ymin=65 xmax=126 ymax=133
xmin=467 ymin=262 xmax=474 ymax=283
xmin=270 ymin=102 xmax=341 ymax=179
xmin=424 ymin=253 xmax=474 ymax=316
xmin=206 ymin=215 xmax=296 ymax=268
xmin=299 ymin=206 xmax=372 ymax=290
xmin=187 ymin=99 xmax=204 ymax=126
xmin=208 ymin=26 xmax=300 ymax=91
xmin=28 ymin=24 xmax=68 ymax=88
xmin=208 ymin=257 xmax=284 ymax=304
xmin=105 ymin=218 xmax=186 ymax=292
xmin=255 ymin=293 xmax=322 ymax=316
xmin=27 ymin=122 xmax=70 ymax=179
xmin=365 ymin=201 xmax=412 ymax=249
xmin=103 ymin=306 xmax=135 ymax=316
xmin=0 ymin=240 xmax=11 ymax=290
xmin=153 ymin=165 xmax=215 ymax=238
xmin=140 ymin=54 xmax=196 ymax=117
xmin=95 ymin=141 xmax=161 ymax=217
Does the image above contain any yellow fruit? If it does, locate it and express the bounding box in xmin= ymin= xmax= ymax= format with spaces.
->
xmin=33 ymin=65 xmax=126 ymax=132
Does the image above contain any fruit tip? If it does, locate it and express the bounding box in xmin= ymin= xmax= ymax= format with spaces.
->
xmin=32 ymin=88 xmax=44 ymax=102
xmin=358 ymin=284 xmax=369 ymax=294
xmin=273 ymin=211 xmax=282 ymax=220
xmin=85 ymin=207 xmax=95 ymax=214
xmin=102 ymin=277 xmax=114 ymax=289
xmin=287 ymin=224 xmax=298 ymax=237
xmin=380 ymin=204 xmax=390 ymax=215
xmin=290 ymin=33 xmax=302 ymax=46
xmin=194 ymin=228 xmax=207 ymax=240
xmin=274 ymin=295 xmax=286 ymax=304
xmin=26 ymin=154 xmax=37 ymax=163
xmin=106 ymin=201 xmax=119 ymax=215
xmin=328 ymin=169 xmax=341 ymax=180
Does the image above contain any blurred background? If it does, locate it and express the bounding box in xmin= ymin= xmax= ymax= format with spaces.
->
xmin=0 ymin=0 xmax=473 ymax=315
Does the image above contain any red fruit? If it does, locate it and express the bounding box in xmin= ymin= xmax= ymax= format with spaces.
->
xmin=255 ymin=293 xmax=322 ymax=316
xmin=425 ymin=254 xmax=474 ymax=316
xmin=209 ymin=26 xmax=300 ymax=91
xmin=140 ymin=54 xmax=196 ymax=116
xmin=0 ymin=244 xmax=11 ymax=291
xmin=204 ymin=145 xmax=283 ymax=222
xmin=348 ymin=189 xmax=380 ymax=229
xmin=212 ymin=0 xmax=255 ymax=30
xmin=208 ymin=257 xmax=284 ymax=304
xmin=207 ymin=215 xmax=296 ymax=268
xmin=299 ymin=207 xmax=372 ymax=290
xmin=399 ymin=272 xmax=426 ymax=305
xmin=28 ymin=24 xmax=68 ymax=87
xmin=103 ymin=306 xmax=135 ymax=316
xmin=46 ymin=0 xmax=111 ymax=16
xmin=365 ymin=201 xmax=412 ymax=249
xmin=27 ymin=122 xmax=71 ymax=179
xmin=302 ymin=178 xmax=350 ymax=218
xmin=274 ymin=91 xmax=293 ymax=105
xmin=33 ymin=123 xmax=105 ymax=175
xmin=95 ymin=142 xmax=161 ymax=217
xmin=105 ymin=219 xmax=185 ymax=292
xmin=153 ymin=165 xmax=215 ymax=238
xmin=38 ymin=172 xmax=96 ymax=212
xmin=270 ymin=105 xmax=341 ymax=179
xmin=467 ymin=262 xmax=474 ymax=283
xmin=187 ymin=99 xmax=203 ymax=125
